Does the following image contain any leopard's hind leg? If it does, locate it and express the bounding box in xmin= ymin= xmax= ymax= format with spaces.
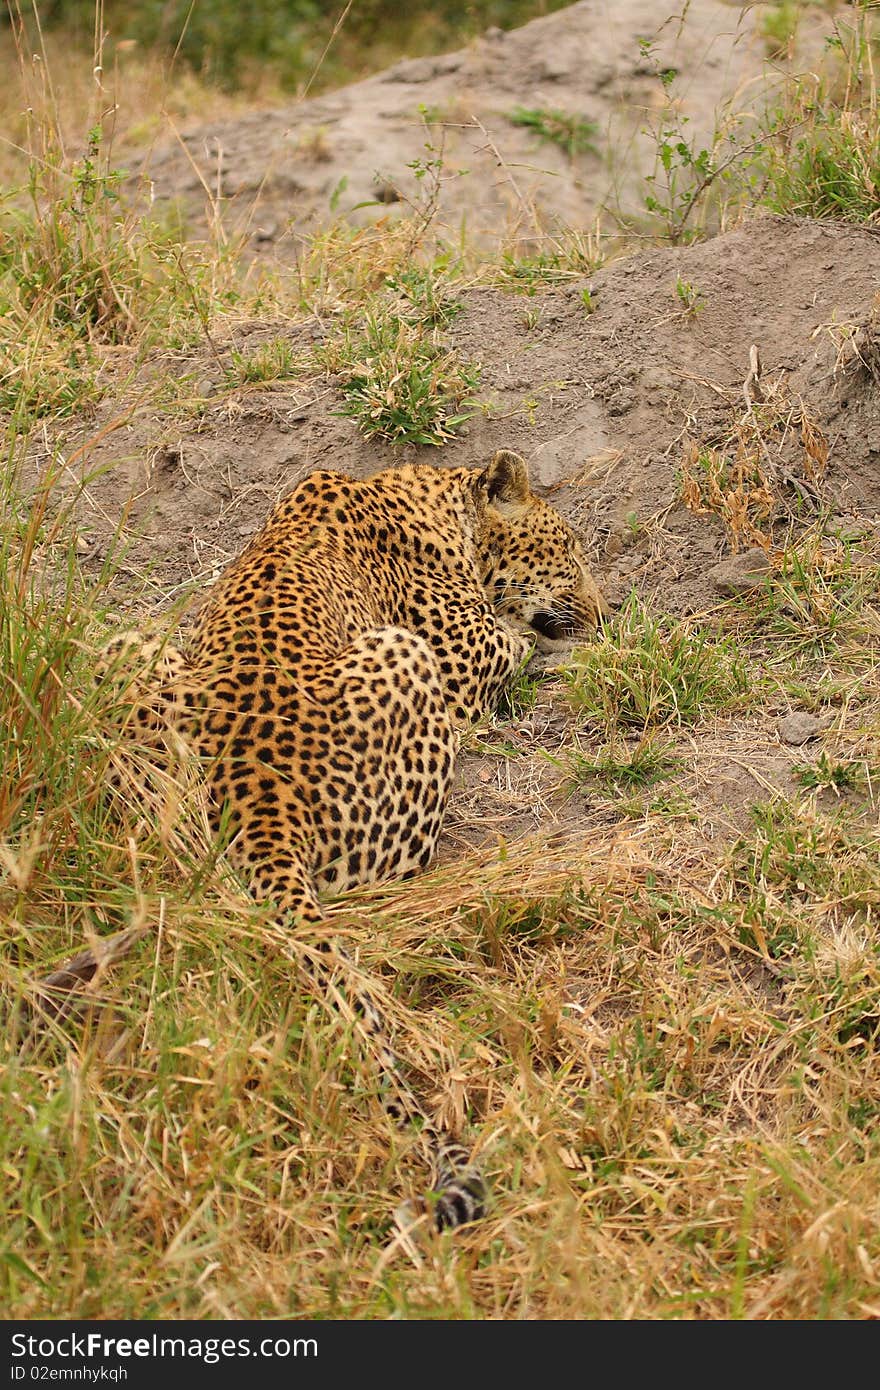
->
xmin=95 ymin=630 xmax=198 ymax=748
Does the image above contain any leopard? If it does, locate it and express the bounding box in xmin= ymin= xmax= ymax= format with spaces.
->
xmin=101 ymin=448 xmax=606 ymax=1232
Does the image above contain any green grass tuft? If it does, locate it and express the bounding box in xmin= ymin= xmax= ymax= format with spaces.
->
xmin=329 ymin=311 xmax=481 ymax=446
xmin=562 ymin=594 xmax=749 ymax=734
xmin=568 ymin=736 xmax=682 ymax=792
xmin=507 ymin=106 xmax=598 ymax=159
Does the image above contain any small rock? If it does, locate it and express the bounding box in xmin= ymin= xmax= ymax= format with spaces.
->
xmin=616 ymin=553 xmax=645 ymax=575
xmin=709 ymin=548 xmax=770 ymax=595
xmin=381 ymin=56 xmax=441 ymax=83
xmin=606 ymin=389 xmax=635 ymax=416
xmin=603 ymin=530 xmax=624 ymax=561
xmin=533 ymin=55 xmax=571 ymax=81
xmin=777 ymin=711 xmax=830 ymax=746
xmin=825 ymin=513 xmax=870 ymax=540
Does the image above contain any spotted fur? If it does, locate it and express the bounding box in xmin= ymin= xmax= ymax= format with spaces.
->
xmin=102 ymin=450 xmax=604 ymax=1229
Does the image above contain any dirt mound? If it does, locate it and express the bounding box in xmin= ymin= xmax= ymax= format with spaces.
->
xmin=46 ymin=208 xmax=880 ymax=1014
xmin=65 ymin=216 xmax=880 ymax=624
xmin=145 ymin=0 xmax=836 ymax=251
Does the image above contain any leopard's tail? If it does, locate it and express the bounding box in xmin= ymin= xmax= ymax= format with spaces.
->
xmin=310 ymin=934 xmax=486 ymax=1233
xmin=427 ymin=1132 xmax=487 ymax=1231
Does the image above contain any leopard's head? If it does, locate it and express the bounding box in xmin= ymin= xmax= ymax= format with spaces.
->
xmin=472 ymin=450 xmax=607 ymax=651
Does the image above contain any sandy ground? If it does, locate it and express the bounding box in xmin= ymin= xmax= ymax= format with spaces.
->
xmin=143 ymin=0 xmax=838 ymax=251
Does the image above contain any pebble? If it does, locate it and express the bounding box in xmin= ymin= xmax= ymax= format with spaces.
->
xmin=709 ymin=548 xmax=770 ymax=595
xmin=825 ymin=514 xmax=870 ymax=540
xmin=777 ymin=711 xmax=830 ymax=746
xmin=616 ymin=552 xmax=645 ymax=574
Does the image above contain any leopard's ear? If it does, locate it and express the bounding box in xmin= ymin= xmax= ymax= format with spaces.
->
xmin=479 ymin=450 xmax=531 ymax=510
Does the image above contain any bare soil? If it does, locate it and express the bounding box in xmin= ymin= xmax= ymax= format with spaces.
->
xmin=143 ymin=0 xmax=837 ymax=250
xmin=61 ymin=216 xmax=880 ymax=616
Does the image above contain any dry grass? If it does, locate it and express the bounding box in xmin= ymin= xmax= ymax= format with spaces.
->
xmin=678 ymin=361 xmax=830 ymax=553
xmin=0 ymin=24 xmax=273 ymax=190
xmin=3 ymin=479 xmax=880 ymax=1317
xmin=6 ymin=786 xmax=880 ymax=1318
